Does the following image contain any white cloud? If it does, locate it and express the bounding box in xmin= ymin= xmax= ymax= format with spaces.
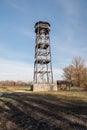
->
xmin=23 ymin=30 xmax=34 ymax=37
xmin=0 ymin=59 xmax=33 ymax=82
xmin=58 ymin=0 xmax=80 ymax=16
xmin=8 ymin=0 xmax=27 ymax=13
xmin=0 ymin=44 xmax=31 ymax=61
xmin=53 ymin=68 xmax=63 ymax=81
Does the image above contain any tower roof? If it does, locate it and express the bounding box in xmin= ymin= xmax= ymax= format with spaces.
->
xmin=35 ymin=21 xmax=50 ymax=33
xmin=35 ymin=21 xmax=50 ymax=27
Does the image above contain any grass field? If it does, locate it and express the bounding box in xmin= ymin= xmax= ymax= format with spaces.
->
xmin=0 ymin=86 xmax=31 ymax=92
xmin=0 ymin=90 xmax=87 ymax=130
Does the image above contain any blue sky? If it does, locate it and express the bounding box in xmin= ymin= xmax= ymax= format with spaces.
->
xmin=0 ymin=0 xmax=87 ymax=82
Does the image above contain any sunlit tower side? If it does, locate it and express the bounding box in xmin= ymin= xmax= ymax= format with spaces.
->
xmin=34 ymin=21 xmax=53 ymax=84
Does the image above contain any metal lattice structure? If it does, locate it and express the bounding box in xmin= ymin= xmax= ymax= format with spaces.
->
xmin=34 ymin=21 xmax=53 ymax=84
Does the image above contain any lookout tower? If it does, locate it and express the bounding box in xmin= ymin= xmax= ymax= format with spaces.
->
xmin=33 ymin=21 xmax=56 ymax=91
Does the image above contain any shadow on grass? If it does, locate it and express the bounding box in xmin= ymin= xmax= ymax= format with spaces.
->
xmin=0 ymin=92 xmax=87 ymax=130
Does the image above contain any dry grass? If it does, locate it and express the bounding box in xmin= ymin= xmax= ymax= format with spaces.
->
xmin=0 ymin=91 xmax=87 ymax=130
xmin=0 ymin=86 xmax=31 ymax=92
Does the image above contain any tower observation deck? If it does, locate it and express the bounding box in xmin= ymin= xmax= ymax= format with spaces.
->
xmin=33 ymin=21 xmax=53 ymax=84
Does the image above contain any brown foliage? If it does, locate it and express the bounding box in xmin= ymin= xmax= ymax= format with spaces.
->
xmin=63 ymin=57 xmax=87 ymax=87
xmin=0 ymin=80 xmax=31 ymax=87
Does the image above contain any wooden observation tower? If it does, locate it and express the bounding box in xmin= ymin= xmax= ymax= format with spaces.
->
xmin=34 ymin=21 xmax=53 ymax=84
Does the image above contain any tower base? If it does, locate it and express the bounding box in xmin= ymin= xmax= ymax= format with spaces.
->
xmin=33 ymin=83 xmax=57 ymax=91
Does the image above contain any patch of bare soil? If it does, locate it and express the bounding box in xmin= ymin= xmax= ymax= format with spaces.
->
xmin=0 ymin=92 xmax=87 ymax=130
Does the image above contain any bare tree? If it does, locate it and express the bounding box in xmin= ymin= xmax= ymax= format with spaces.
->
xmin=63 ymin=57 xmax=87 ymax=87
xmin=63 ymin=65 xmax=74 ymax=84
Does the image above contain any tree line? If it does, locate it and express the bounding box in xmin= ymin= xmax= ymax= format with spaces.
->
xmin=63 ymin=56 xmax=87 ymax=88
xmin=0 ymin=80 xmax=31 ymax=87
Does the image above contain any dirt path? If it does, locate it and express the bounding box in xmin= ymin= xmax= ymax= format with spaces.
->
xmin=0 ymin=92 xmax=87 ymax=130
